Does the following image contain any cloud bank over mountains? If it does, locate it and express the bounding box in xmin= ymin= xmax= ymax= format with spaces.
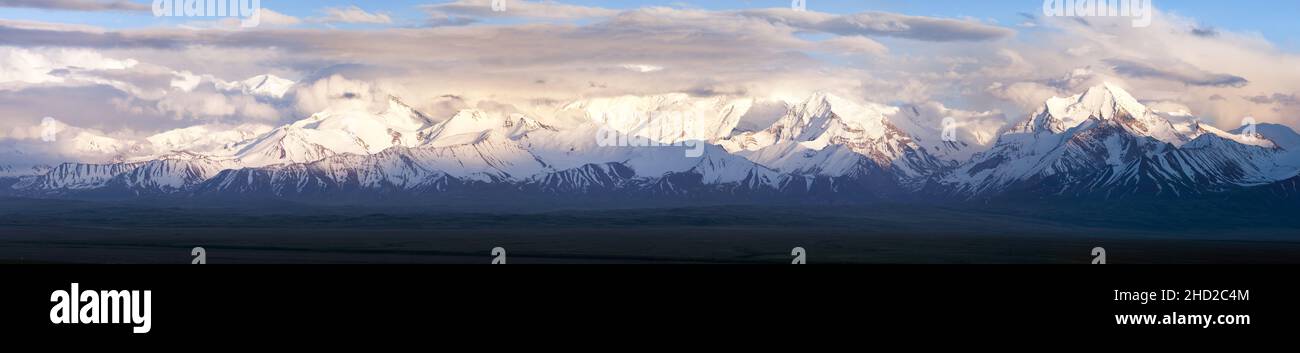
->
xmin=0 ymin=0 xmax=1298 ymax=147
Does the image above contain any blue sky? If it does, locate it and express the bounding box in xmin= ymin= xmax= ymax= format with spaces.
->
xmin=2 ymin=1 xmax=1297 ymax=50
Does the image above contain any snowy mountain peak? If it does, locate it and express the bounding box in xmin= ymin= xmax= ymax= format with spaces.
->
xmin=726 ymin=92 xmax=899 ymax=152
xmin=508 ymin=115 xmax=551 ymax=129
xmin=226 ymin=74 xmax=294 ymax=99
xmin=1083 ymin=82 xmax=1144 ymax=112
xmin=1078 ymin=83 xmax=1150 ymax=120
xmin=1234 ymin=123 xmax=1300 ymax=151
xmin=944 ymin=84 xmax=1298 ymax=196
xmin=423 ymin=128 xmax=516 ymax=149
xmin=222 ymin=96 xmax=438 ymax=168
xmin=143 ymin=123 xmax=272 ymax=158
xmin=1187 ymin=122 xmax=1276 ymax=148
xmin=1021 ymin=83 xmax=1186 ymax=145
xmin=720 ymin=92 xmax=946 ymax=181
xmin=378 ymin=96 xmax=436 ymax=131
xmin=801 ymin=91 xmax=835 ymax=107
xmin=1032 ymin=83 xmax=1144 ymax=131
xmin=759 ymin=91 xmax=899 ymax=146
xmin=422 ymin=109 xmax=509 ymax=146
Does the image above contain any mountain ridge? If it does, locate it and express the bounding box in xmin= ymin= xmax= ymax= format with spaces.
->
xmin=5 ymin=83 xmax=1300 ymax=204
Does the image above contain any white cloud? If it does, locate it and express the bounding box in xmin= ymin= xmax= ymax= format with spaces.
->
xmin=986 ymin=81 xmax=1060 ymax=112
xmin=169 ymin=70 xmax=201 ymax=91
xmin=316 ymin=6 xmax=392 ymax=24
xmin=0 ymin=47 xmax=137 ymax=87
xmin=1019 ymin=10 xmax=1300 ymax=127
xmin=259 ymin=8 xmax=302 ymax=26
xmin=736 ymin=8 xmax=1015 ymax=42
xmin=620 ymin=64 xmax=664 ymax=73
xmin=155 ymin=89 xmax=280 ymax=121
xmin=292 ymin=75 xmax=390 ymax=115
xmin=819 ymin=36 xmax=889 ymax=56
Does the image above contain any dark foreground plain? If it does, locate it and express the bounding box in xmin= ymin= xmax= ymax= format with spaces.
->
xmin=0 ymin=197 xmax=1297 ymax=264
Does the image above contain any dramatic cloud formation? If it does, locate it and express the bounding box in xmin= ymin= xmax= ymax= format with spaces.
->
xmin=0 ymin=0 xmax=1298 ymax=146
xmin=1105 ymin=58 xmax=1248 ymax=88
xmin=736 ymin=9 xmax=1015 ymax=42
xmin=1246 ymin=93 xmax=1299 ymax=106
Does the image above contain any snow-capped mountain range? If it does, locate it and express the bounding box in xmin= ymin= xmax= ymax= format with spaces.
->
xmin=942 ymin=83 xmax=1300 ymax=198
xmin=4 ymin=82 xmax=1300 ymax=203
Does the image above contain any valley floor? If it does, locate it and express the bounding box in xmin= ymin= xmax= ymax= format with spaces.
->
xmin=1 ymin=198 xmax=1297 ymax=264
